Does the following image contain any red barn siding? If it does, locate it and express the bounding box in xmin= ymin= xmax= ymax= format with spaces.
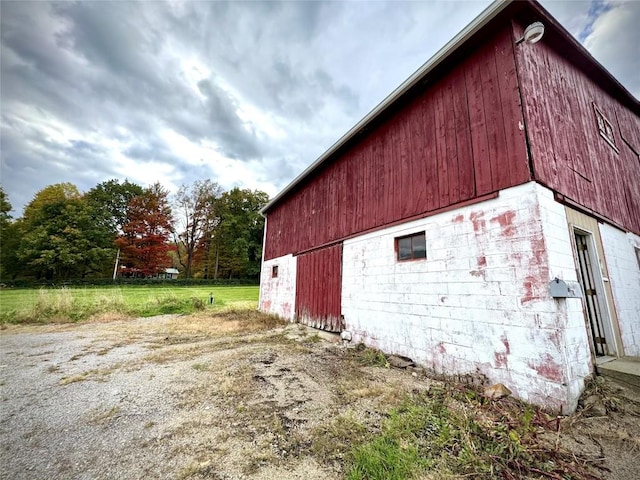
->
xmin=295 ymin=244 xmax=342 ymax=331
xmin=265 ymin=23 xmax=530 ymax=260
xmin=514 ymin=20 xmax=640 ymax=235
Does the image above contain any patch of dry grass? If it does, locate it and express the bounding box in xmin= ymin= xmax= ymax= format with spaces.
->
xmin=86 ymin=311 xmax=133 ymax=323
xmin=88 ymin=406 xmax=121 ymax=425
xmin=215 ymin=363 xmax=256 ymax=399
xmin=184 ymin=308 xmax=285 ymax=335
xmin=60 ymin=373 xmax=90 ymax=385
xmin=59 ymin=363 xmax=123 ymax=385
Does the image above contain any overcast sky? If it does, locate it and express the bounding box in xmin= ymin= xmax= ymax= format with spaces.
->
xmin=1 ymin=0 xmax=638 ymax=216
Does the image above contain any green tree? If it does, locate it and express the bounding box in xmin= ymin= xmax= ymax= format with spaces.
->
xmin=0 ymin=187 xmax=21 ymax=280
xmin=115 ymin=183 xmax=175 ymax=277
xmin=173 ymin=179 xmax=222 ymax=278
xmin=207 ymin=188 xmax=268 ymax=280
xmin=21 ymin=183 xmax=81 ymax=224
xmin=17 ymin=185 xmax=114 ymax=280
xmin=0 ymin=186 xmax=12 ymax=223
xmin=86 ymin=179 xmax=144 ymax=235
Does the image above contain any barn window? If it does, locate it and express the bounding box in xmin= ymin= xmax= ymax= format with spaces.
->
xmin=396 ymin=232 xmax=427 ymax=261
xmin=635 ymin=247 xmax=640 ymax=270
xmin=593 ymin=104 xmax=617 ymax=150
xmin=272 ymin=265 xmax=279 ymax=278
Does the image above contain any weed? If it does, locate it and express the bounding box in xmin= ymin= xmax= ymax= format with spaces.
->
xmin=306 ymin=333 xmax=322 ymax=343
xmin=191 ymin=297 xmax=205 ymax=310
xmin=347 ymin=436 xmax=423 ymax=480
xmin=580 ymin=375 xmax=625 ymax=413
xmin=191 ymin=363 xmax=208 ymax=371
xmin=357 ymin=346 xmax=389 ymax=368
xmin=345 ymin=385 xmax=603 ymax=480
xmin=311 ymin=412 xmax=370 ymax=462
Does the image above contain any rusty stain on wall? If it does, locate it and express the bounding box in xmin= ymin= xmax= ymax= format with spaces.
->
xmin=528 ymin=353 xmax=564 ymax=383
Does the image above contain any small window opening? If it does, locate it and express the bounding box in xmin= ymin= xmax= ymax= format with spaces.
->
xmin=635 ymin=247 xmax=640 ymax=270
xmin=593 ymin=104 xmax=617 ymax=150
xmin=396 ymin=232 xmax=427 ymax=261
xmin=272 ymin=265 xmax=279 ymax=278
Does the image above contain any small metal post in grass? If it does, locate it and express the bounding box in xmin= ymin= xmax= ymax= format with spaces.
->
xmin=209 ymin=293 xmax=214 ymax=305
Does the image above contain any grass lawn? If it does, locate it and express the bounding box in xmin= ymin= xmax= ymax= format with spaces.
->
xmin=0 ymin=285 xmax=259 ymax=324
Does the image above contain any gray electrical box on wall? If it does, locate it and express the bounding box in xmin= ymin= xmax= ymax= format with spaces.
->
xmin=549 ymin=278 xmax=583 ymax=298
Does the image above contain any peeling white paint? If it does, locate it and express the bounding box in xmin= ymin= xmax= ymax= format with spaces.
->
xmin=258 ymin=254 xmax=297 ymax=321
xmin=341 ymin=182 xmax=591 ymax=412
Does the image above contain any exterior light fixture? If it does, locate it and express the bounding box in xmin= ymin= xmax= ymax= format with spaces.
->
xmin=516 ymin=21 xmax=545 ymax=45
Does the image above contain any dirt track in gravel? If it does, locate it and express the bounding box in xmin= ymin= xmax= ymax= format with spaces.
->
xmin=1 ymin=312 xmax=639 ymax=480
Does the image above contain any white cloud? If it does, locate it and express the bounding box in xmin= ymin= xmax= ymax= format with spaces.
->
xmin=0 ymin=0 xmax=637 ymax=216
xmin=583 ymin=1 xmax=640 ymax=97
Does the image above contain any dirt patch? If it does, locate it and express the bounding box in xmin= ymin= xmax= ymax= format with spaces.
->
xmin=1 ymin=312 xmax=638 ymax=479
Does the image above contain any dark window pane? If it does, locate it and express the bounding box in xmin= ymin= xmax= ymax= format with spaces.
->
xmin=413 ymin=234 xmax=426 ymax=258
xmin=398 ymin=237 xmax=412 ymax=260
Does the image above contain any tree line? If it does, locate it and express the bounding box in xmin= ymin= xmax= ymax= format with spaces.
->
xmin=0 ymin=180 xmax=269 ymax=282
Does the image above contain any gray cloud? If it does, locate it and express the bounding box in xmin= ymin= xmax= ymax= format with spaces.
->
xmin=0 ymin=0 xmax=637 ymax=216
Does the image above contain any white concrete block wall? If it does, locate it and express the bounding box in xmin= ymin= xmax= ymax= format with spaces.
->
xmin=258 ymin=254 xmax=297 ymax=321
xmin=599 ymin=224 xmax=640 ymax=356
xmin=535 ymin=184 xmax=593 ymax=404
xmin=342 ymin=181 xmax=590 ymax=412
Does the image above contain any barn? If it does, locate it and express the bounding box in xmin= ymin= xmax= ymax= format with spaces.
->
xmin=258 ymin=0 xmax=640 ymax=412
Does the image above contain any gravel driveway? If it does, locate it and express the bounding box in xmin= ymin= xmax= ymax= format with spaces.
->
xmin=1 ymin=312 xmax=639 ymax=480
xmin=0 ymin=312 xmax=422 ymax=480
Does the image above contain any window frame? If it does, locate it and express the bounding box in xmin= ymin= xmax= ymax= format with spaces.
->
xmin=593 ymin=104 xmax=618 ymax=152
xmin=272 ymin=265 xmax=279 ymax=278
xmin=395 ymin=231 xmax=427 ymax=262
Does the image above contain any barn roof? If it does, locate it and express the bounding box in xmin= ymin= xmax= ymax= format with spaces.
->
xmin=261 ymin=0 xmax=639 ymax=214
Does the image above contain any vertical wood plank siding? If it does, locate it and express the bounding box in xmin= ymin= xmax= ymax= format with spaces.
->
xmin=514 ymin=21 xmax=640 ymax=236
xmin=264 ymin=24 xmax=530 ymax=260
xmin=295 ymin=244 xmax=342 ymax=331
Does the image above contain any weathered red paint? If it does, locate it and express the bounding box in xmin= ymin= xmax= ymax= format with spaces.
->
xmin=528 ymin=354 xmax=564 ymax=383
xmin=295 ymin=243 xmax=342 ymax=331
xmin=471 ymin=254 xmax=487 ymax=279
xmin=452 ymin=214 xmax=464 ymax=223
xmin=282 ymin=303 xmax=292 ymax=319
xmin=521 ymin=277 xmax=535 ymax=304
xmin=514 ymin=18 xmax=640 ymax=236
xmin=501 ymin=334 xmax=511 ymax=354
xmin=547 ymin=330 xmax=562 ymax=350
xmin=495 ymin=352 xmax=508 ymax=368
xmin=470 ymin=211 xmax=486 ymax=235
xmin=519 ymin=206 xmax=549 ymax=304
xmin=491 ymin=210 xmax=517 ymax=237
xmin=264 ymin=24 xmax=529 ymax=260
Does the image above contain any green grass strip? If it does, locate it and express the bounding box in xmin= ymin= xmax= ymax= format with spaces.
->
xmin=0 ymin=285 xmax=259 ymax=323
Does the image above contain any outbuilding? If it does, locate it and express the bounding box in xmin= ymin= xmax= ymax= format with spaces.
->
xmin=258 ymin=0 xmax=640 ymax=412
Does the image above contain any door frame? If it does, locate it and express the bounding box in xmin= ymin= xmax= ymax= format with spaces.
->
xmin=570 ymin=225 xmax=619 ymax=359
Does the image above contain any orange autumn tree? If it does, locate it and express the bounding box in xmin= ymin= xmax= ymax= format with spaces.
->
xmin=116 ymin=183 xmax=175 ymax=277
